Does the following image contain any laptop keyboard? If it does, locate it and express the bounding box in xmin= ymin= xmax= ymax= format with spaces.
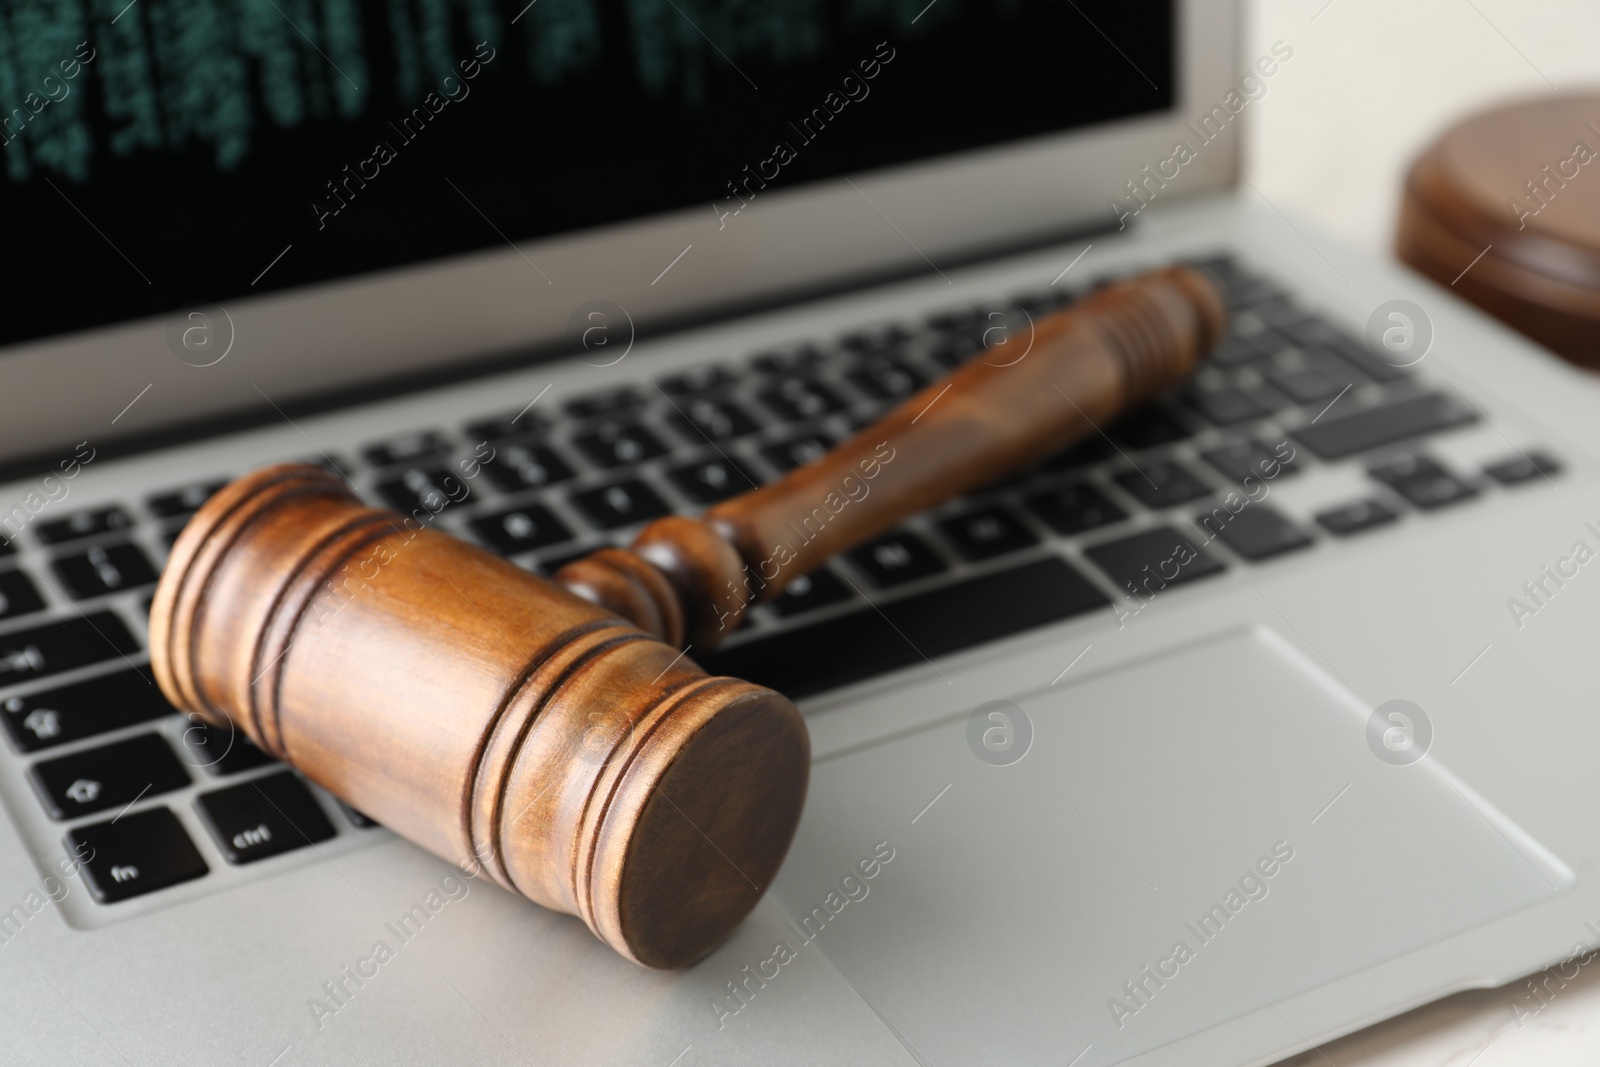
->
xmin=0 ymin=253 xmax=1564 ymax=912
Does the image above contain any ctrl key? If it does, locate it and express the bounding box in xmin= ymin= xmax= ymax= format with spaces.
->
xmin=196 ymin=771 xmax=335 ymax=864
xmin=65 ymin=808 xmax=208 ymax=903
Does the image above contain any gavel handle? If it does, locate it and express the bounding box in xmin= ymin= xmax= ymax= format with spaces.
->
xmin=145 ymin=264 xmax=1225 ymax=969
xmin=555 ymin=266 xmax=1227 ymax=649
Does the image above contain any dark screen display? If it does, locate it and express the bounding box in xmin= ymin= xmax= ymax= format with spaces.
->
xmin=0 ymin=0 xmax=1173 ymax=348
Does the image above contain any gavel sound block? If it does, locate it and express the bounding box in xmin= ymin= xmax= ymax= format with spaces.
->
xmin=149 ymin=267 xmax=1225 ymax=967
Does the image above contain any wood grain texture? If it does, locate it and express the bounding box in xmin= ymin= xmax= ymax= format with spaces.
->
xmin=151 ymin=465 xmax=808 ymax=968
xmin=559 ymin=265 xmax=1226 ymax=646
xmin=148 ymin=265 xmax=1223 ymax=967
xmin=1397 ymin=92 xmax=1600 ymax=367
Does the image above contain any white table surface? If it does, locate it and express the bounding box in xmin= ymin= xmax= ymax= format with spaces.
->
xmin=1272 ymin=956 xmax=1600 ymax=1066
xmin=1246 ymin=1 xmax=1600 ymax=1062
xmin=1247 ymin=0 xmax=1600 ymax=258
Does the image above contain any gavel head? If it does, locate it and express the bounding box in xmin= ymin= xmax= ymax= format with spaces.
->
xmin=148 ymin=464 xmax=810 ymax=968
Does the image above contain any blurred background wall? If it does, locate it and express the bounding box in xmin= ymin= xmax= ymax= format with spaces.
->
xmin=1246 ymin=0 xmax=1600 ymax=257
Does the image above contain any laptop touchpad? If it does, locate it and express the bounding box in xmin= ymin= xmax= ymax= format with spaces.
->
xmin=766 ymin=626 xmax=1572 ymax=1065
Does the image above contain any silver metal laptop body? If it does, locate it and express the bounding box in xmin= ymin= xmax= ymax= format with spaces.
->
xmin=4 ymin=2 xmax=1598 ymax=1064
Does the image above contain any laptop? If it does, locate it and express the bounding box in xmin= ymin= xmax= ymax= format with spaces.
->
xmin=2 ymin=0 xmax=1596 ymax=1063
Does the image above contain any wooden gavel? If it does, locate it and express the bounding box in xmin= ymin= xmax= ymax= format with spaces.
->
xmin=149 ymin=267 xmax=1225 ymax=967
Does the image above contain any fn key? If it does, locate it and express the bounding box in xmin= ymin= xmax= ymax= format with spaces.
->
xmin=66 ymin=808 xmax=209 ymax=903
xmin=196 ymin=771 xmax=335 ymax=864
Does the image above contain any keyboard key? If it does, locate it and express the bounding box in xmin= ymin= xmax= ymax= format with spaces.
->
xmin=927 ymin=331 xmax=984 ymax=368
xmin=362 ymin=430 xmax=452 ymax=469
xmin=375 ymin=466 xmax=469 ymax=513
xmin=963 ymin=467 xmax=1035 ymax=497
xmin=659 ymin=364 xmax=737 ymax=396
xmin=1024 ymin=483 xmax=1127 ymax=535
xmin=847 ymin=532 xmax=948 ymax=588
xmin=0 ymin=614 xmax=139 ymax=687
xmin=1292 ymin=393 xmax=1475 ymax=460
xmin=1316 ymin=499 xmax=1398 ymax=536
xmin=0 ymin=569 xmax=45 ymax=621
xmin=480 ymin=439 xmax=576 ymax=493
xmin=667 ymin=457 xmax=758 ymax=504
xmin=1109 ymin=406 xmax=1192 ymax=449
xmin=147 ymin=481 xmax=228 ymax=520
xmin=1196 ymin=262 xmax=1292 ymax=313
xmin=1484 ymin=452 xmax=1561 ymax=485
xmin=847 ymin=358 xmax=927 ymax=401
xmin=2 ymin=669 xmax=174 ymax=753
xmin=751 ymin=343 xmax=825 ymax=376
xmin=936 ymin=507 xmax=1040 ymax=561
xmin=759 ymin=377 xmax=847 ymax=422
xmin=182 ymin=721 xmax=277 ymax=775
xmin=669 ymin=397 xmax=759 ymax=442
xmin=570 ymin=480 xmax=672 ymax=529
xmin=1185 ymin=388 xmax=1270 ymax=426
xmin=926 ymin=303 xmax=989 ymax=335
xmin=761 ymin=432 xmax=835 ymax=473
xmin=1201 ymin=440 xmax=1299 ymax=486
xmin=767 ymin=567 xmax=854 ymax=618
xmin=1210 ymin=336 xmax=1260 ymax=366
xmin=1299 ymin=346 xmax=1368 ymax=391
xmin=572 ymin=421 xmax=669 ymax=468
xmin=66 ymin=807 xmax=208 ymax=902
xmin=469 ymin=504 xmax=575 ymax=555
xmin=195 ymin=770 xmax=336 ymax=865
xmin=840 ymin=323 xmax=910 ymax=356
xmin=1369 ymin=454 xmax=1479 ymax=510
xmin=1316 ymin=335 xmax=1409 ymax=383
xmin=1242 ymin=327 xmax=1294 ymax=359
xmin=34 ymin=507 xmax=135 ymax=546
xmin=564 ymin=386 xmax=645 ymax=420
xmin=1279 ymin=316 xmax=1341 ymax=348
xmin=29 ymin=733 xmax=189 ymax=820
xmin=1269 ymin=367 xmax=1345 ymax=404
xmin=1114 ymin=462 xmax=1212 ymax=509
xmin=700 ymin=558 xmax=1107 ymax=699
xmin=1041 ymin=437 xmax=1114 ymax=473
xmin=931 ymin=304 xmax=1022 ymax=352
xmin=462 ymin=408 xmax=550 ymax=443
xmin=1083 ymin=526 xmax=1226 ymax=596
xmin=51 ymin=544 xmax=158 ymax=599
xmin=1195 ymin=255 xmax=1243 ymax=290
xmin=1226 ymin=280 xmax=1292 ymax=309
xmin=1252 ymin=299 xmax=1305 ymax=330
xmin=1199 ymin=505 xmax=1313 ymax=561
xmin=1190 ymin=251 xmax=1255 ymax=279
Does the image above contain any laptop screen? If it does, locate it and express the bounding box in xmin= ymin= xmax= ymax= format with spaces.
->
xmin=1 ymin=0 xmax=1173 ymax=350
